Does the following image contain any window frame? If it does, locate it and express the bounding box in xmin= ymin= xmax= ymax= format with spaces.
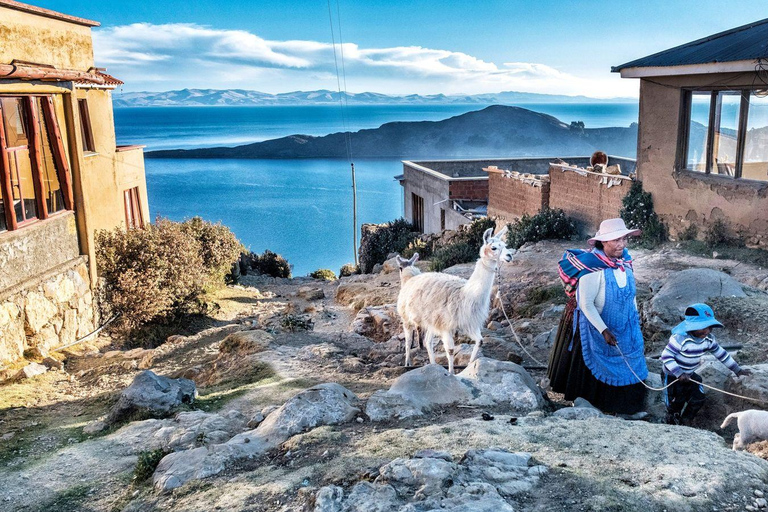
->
xmin=77 ymin=98 xmax=95 ymax=153
xmin=411 ymin=192 xmax=424 ymax=232
xmin=124 ymin=187 xmax=144 ymax=229
xmin=677 ymin=87 xmax=758 ymax=180
xmin=0 ymin=94 xmax=74 ymax=233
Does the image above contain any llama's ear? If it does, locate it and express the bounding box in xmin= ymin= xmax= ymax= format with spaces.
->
xmin=495 ymin=225 xmax=508 ymax=239
xmin=483 ymin=227 xmax=494 ymax=243
xmin=396 ymin=255 xmax=406 ymax=266
xmin=409 ymin=253 xmax=419 ymax=264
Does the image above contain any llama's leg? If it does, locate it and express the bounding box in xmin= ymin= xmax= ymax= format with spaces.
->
xmin=424 ymin=329 xmax=436 ymax=364
xmin=403 ymin=323 xmax=413 ymax=367
xmin=442 ymin=331 xmax=456 ymax=374
xmin=469 ymin=331 xmax=483 ymax=363
xmin=733 ymin=432 xmax=744 ymax=451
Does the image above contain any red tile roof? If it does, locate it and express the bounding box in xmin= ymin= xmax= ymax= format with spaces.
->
xmin=74 ymin=71 xmax=124 ymax=87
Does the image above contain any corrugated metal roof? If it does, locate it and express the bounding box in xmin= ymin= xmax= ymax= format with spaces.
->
xmin=613 ymin=18 xmax=768 ymax=72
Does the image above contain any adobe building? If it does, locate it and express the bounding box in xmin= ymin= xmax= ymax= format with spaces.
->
xmin=614 ymin=19 xmax=768 ymax=244
xmin=0 ymin=1 xmax=149 ymax=364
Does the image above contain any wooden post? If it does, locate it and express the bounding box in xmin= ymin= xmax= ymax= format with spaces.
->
xmin=41 ymin=96 xmax=74 ymax=211
xmin=351 ymin=162 xmax=358 ymax=267
xmin=0 ymin=104 xmax=17 ymax=230
xmin=25 ymin=96 xmax=48 ymax=219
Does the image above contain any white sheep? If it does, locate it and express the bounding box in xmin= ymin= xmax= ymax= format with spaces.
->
xmin=397 ymin=227 xmax=515 ymax=374
xmin=721 ymin=409 xmax=768 ymax=450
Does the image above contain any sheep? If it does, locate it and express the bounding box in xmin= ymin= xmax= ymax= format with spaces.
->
xmin=721 ymin=409 xmax=768 ymax=450
xmin=397 ymin=227 xmax=515 ymax=374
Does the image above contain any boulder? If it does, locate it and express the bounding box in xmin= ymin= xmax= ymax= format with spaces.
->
xmin=41 ymin=356 xmax=63 ymax=370
xmin=351 ymin=304 xmax=400 ymax=342
xmin=298 ymin=286 xmax=325 ymax=301
xmin=553 ymin=405 xmax=604 ymax=420
xmin=153 ymin=383 xmax=359 ymax=491
xmin=14 ymin=362 xmax=48 ymax=381
xmin=434 ymin=344 xmax=475 ymax=366
xmin=386 ymin=364 xmax=473 ymax=411
xmin=645 ymin=269 xmax=746 ymax=330
xmin=106 ymin=371 xmax=197 ymax=425
xmin=457 ymin=358 xmax=545 ymax=412
xmin=381 ymin=257 xmax=400 ymax=274
xmin=724 ymin=364 xmax=767 ymax=412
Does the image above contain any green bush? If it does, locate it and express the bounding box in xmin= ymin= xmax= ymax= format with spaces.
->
xmin=705 ymin=218 xmax=741 ymax=248
xmin=339 ymin=263 xmax=359 ymax=277
xmin=506 ymin=208 xmax=577 ymax=249
xmin=678 ymin=224 xmax=699 ymax=241
xmin=358 ymin=218 xmax=419 ymax=273
xmin=251 ymin=250 xmax=292 ymax=278
xmin=460 ymin=217 xmax=497 ymax=253
xmin=96 ymin=218 xmax=244 ymax=330
xmin=310 ymin=268 xmax=337 ymax=281
xmin=402 ymin=238 xmax=433 ymax=260
xmin=429 ymin=242 xmax=478 ymax=272
xmin=620 ymin=180 xmax=668 ymax=248
xmin=133 ymin=449 xmax=170 ymax=483
xmin=180 ymin=217 xmax=244 ymax=286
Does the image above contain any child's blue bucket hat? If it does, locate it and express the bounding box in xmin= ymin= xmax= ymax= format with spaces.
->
xmin=671 ymin=303 xmax=724 ymax=335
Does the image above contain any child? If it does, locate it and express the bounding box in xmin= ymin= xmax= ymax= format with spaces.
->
xmin=661 ymin=303 xmax=751 ymax=425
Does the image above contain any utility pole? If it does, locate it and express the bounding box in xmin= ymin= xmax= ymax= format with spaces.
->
xmin=351 ymin=162 xmax=358 ymax=267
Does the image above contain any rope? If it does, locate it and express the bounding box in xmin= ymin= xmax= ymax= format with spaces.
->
xmin=493 ymin=267 xmax=546 ymax=367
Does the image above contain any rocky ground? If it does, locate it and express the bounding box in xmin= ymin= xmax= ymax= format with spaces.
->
xmin=3 ymin=241 xmax=768 ymax=511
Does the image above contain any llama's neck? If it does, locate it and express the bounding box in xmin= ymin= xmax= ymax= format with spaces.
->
xmin=464 ymin=257 xmax=497 ymax=302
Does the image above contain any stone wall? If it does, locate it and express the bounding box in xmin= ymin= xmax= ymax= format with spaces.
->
xmin=548 ymin=165 xmax=632 ymax=235
xmin=487 ymin=170 xmax=550 ymax=223
xmin=0 ymin=257 xmax=96 ymax=364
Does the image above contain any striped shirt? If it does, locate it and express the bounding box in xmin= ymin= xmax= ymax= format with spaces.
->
xmin=661 ymin=333 xmax=741 ymax=377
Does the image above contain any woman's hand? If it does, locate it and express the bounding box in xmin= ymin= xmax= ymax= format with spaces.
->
xmin=602 ymin=329 xmax=617 ymax=346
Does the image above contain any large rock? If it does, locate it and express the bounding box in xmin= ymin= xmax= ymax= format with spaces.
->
xmin=106 ymin=371 xmax=197 ymax=425
xmin=366 ymin=359 xmax=544 ymax=422
xmin=14 ymin=362 xmax=47 ymax=381
xmin=351 ymin=304 xmax=400 ymax=342
xmin=153 ymin=383 xmax=360 ymax=491
xmin=645 ymin=269 xmax=746 ymax=330
xmin=314 ymin=448 xmax=545 ymax=511
xmin=23 ymin=291 xmax=57 ymax=334
xmin=724 ymin=364 xmax=767 ymax=412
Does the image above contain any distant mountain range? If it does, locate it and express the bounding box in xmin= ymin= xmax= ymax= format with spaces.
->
xmin=113 ymin=88 xmax=635 ymax=108
xmin=146 ymin=105 xmax=638 ymax=160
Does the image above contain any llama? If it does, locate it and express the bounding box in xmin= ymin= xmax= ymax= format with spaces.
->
xmin=721 ymin=409 xmax=768 ymax=450
xmin=396 ymin=253 xmax=421 ymax=284
xmin=397 ymin=227 xmax=515 ymax=374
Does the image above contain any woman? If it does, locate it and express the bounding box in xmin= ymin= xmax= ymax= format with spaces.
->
xmin=547 ymin=218 xmax=648 ymax=415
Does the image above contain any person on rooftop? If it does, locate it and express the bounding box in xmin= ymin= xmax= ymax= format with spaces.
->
xmin=548 ymin=218 xmax=648 ymax=417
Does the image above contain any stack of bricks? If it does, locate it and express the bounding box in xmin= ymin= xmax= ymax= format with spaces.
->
xmin=448 ymin=179 xmax=489 ymax=201
xmin=548 ymin=164 xmax=632 ymax=234
xmin=486 ymin=168 xmax=550 ymax=222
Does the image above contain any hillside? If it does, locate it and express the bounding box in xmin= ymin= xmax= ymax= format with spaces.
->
xmin=146 ymin=105 xmax=639 ymax=159
xmin=113 ymin=88 xmax=634 ymax=108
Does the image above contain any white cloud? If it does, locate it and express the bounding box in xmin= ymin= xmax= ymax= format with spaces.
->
xmin=94 ymin=23 xmax=637 ymax=98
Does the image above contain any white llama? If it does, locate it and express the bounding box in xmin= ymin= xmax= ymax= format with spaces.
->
xmin=396 ymin=253 xmax=421 ymax=283
xmin=397 ymin=227 xmax=514 ymax=374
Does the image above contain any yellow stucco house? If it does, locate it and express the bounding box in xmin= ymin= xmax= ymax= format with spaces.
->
xmin=0 ymin=0 xmax=149 ymax=365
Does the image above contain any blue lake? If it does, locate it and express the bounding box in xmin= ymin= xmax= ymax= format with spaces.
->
xmin=114 ymin=103 xmax=639 ymax=275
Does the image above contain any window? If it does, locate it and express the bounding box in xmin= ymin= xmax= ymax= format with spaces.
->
xmin=411 ymin=193 xmax=424 ymax=232
xmin=680 ymin=88 xmax=768 ymax=181
xmin=440 ymin=208 xmax=446 ymax=231
xmin=0 ymin=95 xmax=73 ymax=232
xmin=78 ymin=99 xmax=95 ymax=153
xmin=124 ymin=187 xmax=143 ymax=229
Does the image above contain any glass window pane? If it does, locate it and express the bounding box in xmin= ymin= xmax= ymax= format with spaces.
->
xmin=713 ymin=92 xmax=741 ymax=176
xmin=9 ymin=151 xmax=38 ymax=222
xmin=0 ymin=98 xmax=28 ymax=148
xmin=35 ymin=98 xmax=65 ymax=213
xmin=686 ymin=92 xmax=710 ymax=172
xmin=742 ymin=92 xmax=768 ymax=182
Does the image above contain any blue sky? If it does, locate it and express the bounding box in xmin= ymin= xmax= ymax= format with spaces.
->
xmin=35 ymin=0 xmax=768 ymax=97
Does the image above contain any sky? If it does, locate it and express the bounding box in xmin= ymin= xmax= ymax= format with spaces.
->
xmin=34 ymin=0 xmax=768 ymax=98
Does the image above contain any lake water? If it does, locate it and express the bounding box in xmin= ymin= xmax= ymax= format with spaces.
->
xmin=114 ymin=103 xmax=639 ymax=275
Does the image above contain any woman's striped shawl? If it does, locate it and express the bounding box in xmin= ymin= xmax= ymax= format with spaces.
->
xmin=557 ymin=248 xmax=634 ymax=297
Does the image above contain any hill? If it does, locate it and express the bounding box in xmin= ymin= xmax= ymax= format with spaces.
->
xmin=113 ymin=88 xmax=634 ymax=108
xmin=146 ymin=105 xmax=638 ymax=159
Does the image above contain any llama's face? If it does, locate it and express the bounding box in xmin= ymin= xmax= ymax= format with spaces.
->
xmin=482 ymin=227 xmax=515 ymax=264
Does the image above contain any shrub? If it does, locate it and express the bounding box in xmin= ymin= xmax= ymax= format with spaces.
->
xmin=133 ymin=449 xmax=170 ymax=483
xmin=705 ymin=218 xmax=741 ymax=248
xmin=251 ymin=250 xmax=291 ymax=278
xmin=96 ymin=220 xmax=209 ymax=329
xmin=339 ymin=263 xmax=359 ymax=277
xmin=402 ymin=237 xmax=432 ymax=260
xmin=179 ymin=217 xmax=244 ymax=287
xmin=429 ymin=242 xmax=477 ymax=272
xmin=620 ymin=180 xmax=668 ymax=248
xmin=678 ymin=224 xmax=699 ymax=241
xmin=310 ymin=268 xmax=337 ymax=281
xmin=460 ymin=217 xmax=497 ymax=253
xmin=358 ymin=218 xmax=419 ymax=273
xmin=506 ymin=208 xmax=577 ymax=249
xmin=281 ymin=314 xmax=312 ymax=332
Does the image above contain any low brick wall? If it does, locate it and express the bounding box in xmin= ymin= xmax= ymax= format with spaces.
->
xmin=548 ymin=164 xmax=633 ymax=234
xmin=0 ymin=256 xmax=96 ymax=364
xmin=448 ymin=179 xmax=488 ymax=201
xmin=487 ymin=170 xmax=550 ymax=223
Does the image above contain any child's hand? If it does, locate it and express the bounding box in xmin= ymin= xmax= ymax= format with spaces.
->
xmin=737 ymin=369 xmax=753 ymax=377
xmin=678 ymin=374 xmax=691 ymax=382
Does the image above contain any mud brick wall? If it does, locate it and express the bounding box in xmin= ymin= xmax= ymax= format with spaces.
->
xmin=487 ymin=172 xmax=550 ymax=223
xmin=548 ymin=165 xmax=632 ymax=235
xmin=448 ymin=179 xmax=489 ymax=201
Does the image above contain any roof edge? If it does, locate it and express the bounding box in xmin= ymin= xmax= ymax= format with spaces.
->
xmin=0 ymin=0 xmax=100 ymax=27
xmin=618 ymin=59 xmax=758 ymax=78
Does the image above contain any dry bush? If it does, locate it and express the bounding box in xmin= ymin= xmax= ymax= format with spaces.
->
xmin=180 ymin=217 xmax=243 ymax=287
